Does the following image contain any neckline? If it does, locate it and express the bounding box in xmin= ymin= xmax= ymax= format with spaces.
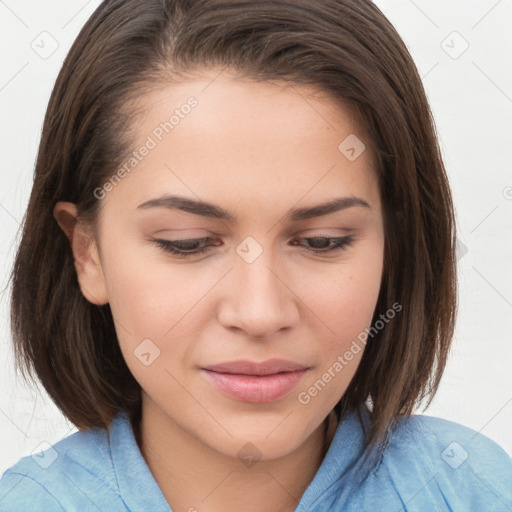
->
xmin=295 ymin=404 xmax=373 ymax=508
xmin=110 ymin=405 xmax=370 ymax=511
xmin=109 ymin=411 xmax=173 ymax=511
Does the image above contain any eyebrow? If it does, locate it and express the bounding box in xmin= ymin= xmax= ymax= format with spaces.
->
xmin=137 ymin=195 xmax=371 ymax=222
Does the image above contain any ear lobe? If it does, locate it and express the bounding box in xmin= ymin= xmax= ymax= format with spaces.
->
xmin=53 ymin=201 xmax=109 ymax=306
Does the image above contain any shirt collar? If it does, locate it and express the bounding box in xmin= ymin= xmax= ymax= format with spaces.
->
xmin=109 ymin=410 xmax=173 ymax=511
xmin=109 ymin=404 xmax=375 ymax=511
xmin=296 ymin=404 xmax=378 ymax=509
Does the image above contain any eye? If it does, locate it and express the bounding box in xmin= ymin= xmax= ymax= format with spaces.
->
xmin=153 ymin=235 xmax=354 ymax=258
xmin=291 ymin=235 xmax=354 ymax=254
xmin=154 ymin=237 xmax=215 ymax=258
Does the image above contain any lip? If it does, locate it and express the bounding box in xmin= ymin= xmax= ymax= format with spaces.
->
xmin=202 ymin=358 xmax=309 ymax=376
xmin=200 ymin=359 xmax=310 ymax=403
xmin=200 ymin=369 xmax=308 ymax=403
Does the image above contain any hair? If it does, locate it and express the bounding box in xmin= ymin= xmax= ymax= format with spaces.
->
xmin=10 ymin=0 xmax=457 ymax=469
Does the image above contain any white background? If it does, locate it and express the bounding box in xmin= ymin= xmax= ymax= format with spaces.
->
xmin=1 ymin=0 xmax=511 ymax=475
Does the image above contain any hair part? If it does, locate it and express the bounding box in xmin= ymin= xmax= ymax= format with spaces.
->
xmin=10 ymin=0 xmax=457 ymax=470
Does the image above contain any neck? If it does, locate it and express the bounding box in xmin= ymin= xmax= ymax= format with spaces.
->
xmin=133 ymin=400 xmax=338 ymax=512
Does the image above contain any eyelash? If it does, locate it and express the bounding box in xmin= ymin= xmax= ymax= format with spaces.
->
xmin=153 ymin=235 xmax=354 ymax=258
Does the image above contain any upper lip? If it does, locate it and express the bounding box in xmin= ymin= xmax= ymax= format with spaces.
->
xmin=201 ymin=358 xmax=309 ymax=376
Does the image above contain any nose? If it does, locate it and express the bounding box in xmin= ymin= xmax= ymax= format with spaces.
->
xmin=217 ymin=248 xmax=299 ymax=340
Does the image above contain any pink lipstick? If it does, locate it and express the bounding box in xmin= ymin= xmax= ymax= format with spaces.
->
xmin=200 ymin=359 xmax=309 ymax=403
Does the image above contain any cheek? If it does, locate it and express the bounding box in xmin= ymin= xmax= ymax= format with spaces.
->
xmin=294 ymin=255 xmax=382 ymax=408
xmin=102 ymin=233 xmax=198 ymax=318
xmin=302 ymin=252 xmax=383 ymax=340
xmin=300 ymin=248 xmax=383 ymax=398
xmin=99 ymin=242 xmax=200 ymax=356
xmin=101 ymin=253 xmax=204 ymax=393
xmin=100 ymin=239 xmax=243 ymax=388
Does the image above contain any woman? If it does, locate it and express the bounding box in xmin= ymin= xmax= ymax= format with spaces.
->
xmin=1 ymin=1 xmax=511 ymax=510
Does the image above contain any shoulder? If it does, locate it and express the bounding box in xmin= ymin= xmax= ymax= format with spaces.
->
xmin=390 ymin=413 xmax=512 ymax=472
xmin=0 ymin=472 xmax=65 ymax=511
xmin=373 ymin=412 xmax=512 ymax=509
xmin=0 ymin=418 xmax=124 ymax=511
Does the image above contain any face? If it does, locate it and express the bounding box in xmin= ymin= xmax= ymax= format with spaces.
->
xmin=60 ymin=69 xmax=384 ymax=461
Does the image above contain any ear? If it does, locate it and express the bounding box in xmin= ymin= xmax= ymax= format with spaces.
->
xmin=53 ymin=201 xmax=109 ymax=305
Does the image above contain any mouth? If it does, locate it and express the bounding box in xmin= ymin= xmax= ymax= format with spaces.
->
xmin=200 ymin=359 xmax=310 ymax=403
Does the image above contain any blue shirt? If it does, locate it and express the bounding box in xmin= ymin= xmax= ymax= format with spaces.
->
xmin=1 ymin=406 xmax=511 ymax=511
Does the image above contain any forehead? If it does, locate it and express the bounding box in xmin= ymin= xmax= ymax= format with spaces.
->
xmin=102 ymin=70 xmax=380 ymax=222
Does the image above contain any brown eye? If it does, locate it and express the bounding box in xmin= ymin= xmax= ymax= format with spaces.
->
xmin=291 ymin=236 xmax=354 ymax=253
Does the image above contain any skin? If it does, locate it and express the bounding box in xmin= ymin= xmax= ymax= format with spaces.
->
xmin=54 ymin=68 xmax=385 ymax=512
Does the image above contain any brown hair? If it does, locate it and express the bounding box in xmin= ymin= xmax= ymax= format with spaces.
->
xmin=10 ymin=0 xmax=457 ymax=465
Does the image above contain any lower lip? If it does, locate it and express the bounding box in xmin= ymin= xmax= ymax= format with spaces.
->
xmin=200 ymin=369 xmax=308 ymax=403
